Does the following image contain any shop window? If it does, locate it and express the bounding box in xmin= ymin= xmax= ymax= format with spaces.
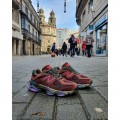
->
xmin=96 ymin=25 xmax=107 ymax=55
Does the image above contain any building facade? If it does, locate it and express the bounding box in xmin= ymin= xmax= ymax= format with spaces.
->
xmin=12 ymin=0 xmax=23 ymax=55
xmin=12 ymin=0 xmax=41 ymax=55
xmin=39 ymin=8 xmax=56 ymax=53
xmin=76 ymin=0 xmax=108 ymax=56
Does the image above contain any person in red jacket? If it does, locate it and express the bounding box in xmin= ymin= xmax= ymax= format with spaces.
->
xmin=82 ymin=41 xmax=86 ymax=56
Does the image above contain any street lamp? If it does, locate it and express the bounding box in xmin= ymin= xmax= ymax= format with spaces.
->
xmin=64 ymin=0 xmax=66 ymax=13
xmin=37 ymin=0 xmax=39 ymax=13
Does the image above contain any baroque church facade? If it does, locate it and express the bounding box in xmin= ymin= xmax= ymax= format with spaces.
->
xmin=39 ymin=8 xmax=56 ymax=53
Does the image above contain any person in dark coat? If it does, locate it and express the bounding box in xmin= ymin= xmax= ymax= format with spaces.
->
xmin=68 ymin=35 xmax=76 ymax=57
xmin=51 ymin=43 xmax=56 ymax=53
xmin=62 ymin=42 xmax=67 ymax=57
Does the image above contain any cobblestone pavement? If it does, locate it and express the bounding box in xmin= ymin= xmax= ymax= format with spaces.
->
xmin=12 ymin=55 xmax=108 ymax=120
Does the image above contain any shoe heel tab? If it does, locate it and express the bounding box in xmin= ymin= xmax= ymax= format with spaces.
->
xmin=36 ymin=69 xmax=41 ymax=74
xmin=54 ymin=67 xmax=60 ymax=71
xmin=32 ymin=69 xmax=41 ymax=76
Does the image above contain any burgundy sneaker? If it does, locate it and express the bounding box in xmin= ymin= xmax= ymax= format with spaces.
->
xmin=27 ymin=65 xmax=77 ymax=97
xmin=57 ymin=62 xmax=93 ymax=89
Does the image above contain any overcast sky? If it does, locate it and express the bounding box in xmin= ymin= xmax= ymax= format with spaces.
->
xmin=32 ymin=0 xmax=79 ymax=30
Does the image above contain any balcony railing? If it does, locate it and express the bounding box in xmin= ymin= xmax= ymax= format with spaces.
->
xmin=28 ymin=32 xmax=39 ymax=43
xmin=22 ymin=29 xmax=41 ymax=45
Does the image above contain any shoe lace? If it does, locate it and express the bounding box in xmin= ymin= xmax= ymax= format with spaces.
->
xmin=47 ymin=68 xmax=63 ymax=79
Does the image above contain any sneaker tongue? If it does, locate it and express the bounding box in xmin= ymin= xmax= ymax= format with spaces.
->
xmin=42 ymin=65 xmax=52 ymax=71
xmin=62 ymin=62 xmax=70 ymax=68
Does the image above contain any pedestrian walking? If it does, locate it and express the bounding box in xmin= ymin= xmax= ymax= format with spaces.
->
xmin=85 ymin=34 xmax=94 ymax=57
xmin=68 ymin=35 xmax=77 ymax=57
xmin=51 ymin=43 xmax=56 ymax=53
xmin=82 ymin=41 xmax=86 ymax=56
xmin=51 ymin=43 xmax=56 ymax=57
xmin=62 ymin=42 xmax=67 ymax=57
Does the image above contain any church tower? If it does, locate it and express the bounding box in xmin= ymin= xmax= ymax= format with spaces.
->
xmin=48 ymin=10 xmax=56 ymax=27
xmin=39 ymin=8 xmax=45 ymax=24
xmin=39 ymin=8 xmax=56 ymax=53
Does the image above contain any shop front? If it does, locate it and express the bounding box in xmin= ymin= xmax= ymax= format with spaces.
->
xmin=95 ymin=12 xmax=108 ymax=56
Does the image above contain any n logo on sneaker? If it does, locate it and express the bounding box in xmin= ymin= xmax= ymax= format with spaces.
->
xmin=43 ymin=76 xmax=52 ymax=83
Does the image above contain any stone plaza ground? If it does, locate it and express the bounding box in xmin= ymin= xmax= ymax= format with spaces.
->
xmin=12 ymin=55 xmax=108 ymax=120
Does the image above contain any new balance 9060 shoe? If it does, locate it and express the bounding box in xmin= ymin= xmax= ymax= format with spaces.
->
xmin=27 ymin=65 xmax=77 ymax=97
xmin=56 ymin=62 xmax=93 ymax=89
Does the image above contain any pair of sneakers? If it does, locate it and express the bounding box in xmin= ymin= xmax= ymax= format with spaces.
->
xmin=27 ymin=62 xmax=92 ymax=97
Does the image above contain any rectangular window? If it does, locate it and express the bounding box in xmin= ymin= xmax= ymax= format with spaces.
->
xmin=21 ymin=15 xmax=28 ymax=30
xmin=28 ymin=25 xmax=30 ymax=32
xmin=12 ymin=9 xmax=19 ymax=24
xmin=36 ymin=32 xmax=37 ymax=37
xmin=37 ymin=22 xmax=39 ymax=29
xmin=25 ymin=19 xmax=28 ymax=30
xmin=30 ymin=13 xmax=32 ymax=21
xmin=32 ymin=28 xmax=34 ymax=34
xmin=25 ymin=6 xmax=28 ymax=16
xmin=82 ymin=10 xmax=86 ymax=22
xmin=96 ymin=24 xmax=107 ymax=55
xmin=88 ymin=0 xmax=93 ymax=14
xmin=34 ymin=18 xmax=36 ymax=26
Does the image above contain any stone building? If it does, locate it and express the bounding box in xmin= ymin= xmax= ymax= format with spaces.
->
xmin=39 ymin=8 xmax=56 ymax=53
xmin=12 ymin=0 xmax=41 ymax=55
xmin=12 ymin=0 xmax=23 ymax=55
xmin=76 ymin=0 xmax=108 ymax=56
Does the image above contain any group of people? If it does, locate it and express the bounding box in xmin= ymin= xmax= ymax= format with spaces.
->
xmin=51 ymin=34 xmax=94 ymax=58
xmin=51 ymin=42 xmax=68 ymax=57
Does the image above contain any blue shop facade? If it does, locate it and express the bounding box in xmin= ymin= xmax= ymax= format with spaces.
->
xmin=95 ymin=12 xmax=108 ymax=56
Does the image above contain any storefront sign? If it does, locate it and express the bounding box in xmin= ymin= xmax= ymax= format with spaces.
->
xmin=95 ymin=12 xmax=108 ymax=28
xmin=88 ymin=25 xmax=93 ymax=30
